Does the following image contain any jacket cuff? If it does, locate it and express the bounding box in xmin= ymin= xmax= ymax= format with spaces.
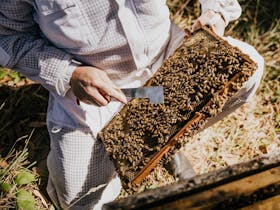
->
xmin=200 ymin=1 xmax=220 ymax=15
xmin=55 ymin=59 xmax=78 ymax=96
xmin=199 ymin=0 xmax=242 ymax=26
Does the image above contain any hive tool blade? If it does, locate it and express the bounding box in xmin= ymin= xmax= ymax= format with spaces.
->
xmin=121 ymin=86 xmax=164 ymax=104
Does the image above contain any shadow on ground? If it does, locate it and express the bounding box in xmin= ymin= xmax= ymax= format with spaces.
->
xmin=0 ymin=84 xmax=50 ymax=189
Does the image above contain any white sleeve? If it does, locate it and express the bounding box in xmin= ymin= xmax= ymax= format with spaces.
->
xmin=0 ymin=0 xmax=77 ymax=96
xmin=199 ymin=0 xmax=242 ymax=26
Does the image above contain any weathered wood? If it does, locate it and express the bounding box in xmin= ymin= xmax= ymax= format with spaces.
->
xmin=103 ymin=154 xmax=280 ymax=210
xmin=239 ymin=194 xmax=280 ymax=210
xmin=149 ymin=166 xmax=280 ymax=210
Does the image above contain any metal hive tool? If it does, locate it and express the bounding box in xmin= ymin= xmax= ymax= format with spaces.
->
xmin=98 ymin=27 xmax=257 ymax=190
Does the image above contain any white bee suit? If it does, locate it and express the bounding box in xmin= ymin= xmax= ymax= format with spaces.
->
xmin=46 ymin=23 xmax=185 ymax=210
xmin=46 ymin=27 xmax=263 ymax=210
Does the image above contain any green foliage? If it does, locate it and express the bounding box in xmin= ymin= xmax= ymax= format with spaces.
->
xmin=227 ymin=0 xmax=280 ymax=45
xmin=0 ymin=182 xmax=12 ymax=193
xmin=16 ymin=189 xmax=35 ymax=210
xmin=0 ymin=68 xmax=8 ymax=79
xmin=238 ymin=0 xmax=279 ymax=30
xmin=0 ymin=147 xmax=42 ymax=209
xmin=15 ymin=171 xmax=35 ymax=186
xmin=0 ymin=68 xmax=22 ymax=83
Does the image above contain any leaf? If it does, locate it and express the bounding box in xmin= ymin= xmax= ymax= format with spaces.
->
xmin=16 ymin=189 xmax=35 ymax=210
xmin=8 ymin=70 xmax=18 ymax=78
xmin=0 ymin=182 xmax=11 ymax=193
xmin=8 ymin=70 xmax=21 ymax=83
xmin=0 ymin=69 xmax=8 ymax=80
xmin=15 ymin=171 xmax=35 ymax=185
xmin=146 ymin=184 xmax=158 ymax=190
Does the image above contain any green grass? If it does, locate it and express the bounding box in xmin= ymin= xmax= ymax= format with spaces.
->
xmin=0 ymin=131 xmax=53 ymax=209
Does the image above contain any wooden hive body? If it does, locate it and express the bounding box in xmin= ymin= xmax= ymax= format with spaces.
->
xmin=104 ymin=154 xmax=280 ymax=209
xmin=98 ymin=28 xmax=257 ymax=189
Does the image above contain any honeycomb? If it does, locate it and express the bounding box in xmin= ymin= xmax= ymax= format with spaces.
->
xmin=98 ymin=28 xmax=257 ymax=189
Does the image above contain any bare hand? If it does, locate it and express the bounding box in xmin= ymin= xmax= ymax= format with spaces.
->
xmin=192 ymin=10 xmax=226 ymax=36
xmin=70 ymin=66 xmax=127 ymax=106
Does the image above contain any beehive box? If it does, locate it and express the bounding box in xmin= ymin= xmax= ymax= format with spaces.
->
xmin=104 ymin=154 xmax=280 ymax=210
xmin=98 ymin=28 xmax=257 ymax=189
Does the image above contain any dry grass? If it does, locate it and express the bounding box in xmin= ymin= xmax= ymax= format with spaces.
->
xmin=170 ymin=0 xmax=280 ymax=176
xmin=0 ymin=0 xmax=279 ymax=208
xmin=183 ymin=95 xmax=280 ymax=174
xmin=0 ymin=131 xmax=52 ymax=209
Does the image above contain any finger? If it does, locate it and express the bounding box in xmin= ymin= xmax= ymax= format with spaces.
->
xmin=107 ymin=87 xmax=127 ymax=104
xmin=87 ymin=88 xmax=109 ymax=106
xmin=192 ymin=19 xmax=202 ymax=31
xmin=97 ymin=73 xmax=127 ymax=104
xmin=184 ymin=28 xmax=192 ymax=38
xmin=212 ymin=18 xmax=226 ymax=36
xmin=98 ymin=83 xmax=127 ymax=104
xmin=104 ymin=95 xmax=111 ymax=103
xmin=99 ymin=89 xmax=111 ymax=103
xmin=200 ymin=12 xmax=222 ymax=30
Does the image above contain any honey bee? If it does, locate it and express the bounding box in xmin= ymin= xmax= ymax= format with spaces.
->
xmin=98 ymin=29 xmax=257 ymax=187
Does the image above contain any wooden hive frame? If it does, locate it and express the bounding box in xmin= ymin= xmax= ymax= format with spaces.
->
xmin=98 ymin=27 xmax=257 ymax=189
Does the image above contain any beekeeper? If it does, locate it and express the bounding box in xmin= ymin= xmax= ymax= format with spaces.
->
xmin=0 ymin=0 xmax=263 ymax=209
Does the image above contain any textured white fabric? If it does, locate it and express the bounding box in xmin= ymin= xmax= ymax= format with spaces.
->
xmin=0 ymin=46 xmax=10 ymax=66
xmin=46 ymin=121 xmax=122 ymax=210
xmin=199 ymin=0 xmax=242 ymax=25
xmin=0 ymin=0 xmax=241 ymax=96
xmin=196 ymin=9 xmax=226 ymax=36
xmin=0 ymin=0 xmax=171 ymax=96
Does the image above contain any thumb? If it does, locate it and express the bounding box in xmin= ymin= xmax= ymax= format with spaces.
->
xmin=192 ymin=19 xmax=202 ymax=31
xmin=212 ymin=18 xmax=226 ymax=36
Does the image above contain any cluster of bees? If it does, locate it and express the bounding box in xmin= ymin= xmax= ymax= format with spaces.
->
xmin=98 ymin=29 xmax=257 ymax=189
